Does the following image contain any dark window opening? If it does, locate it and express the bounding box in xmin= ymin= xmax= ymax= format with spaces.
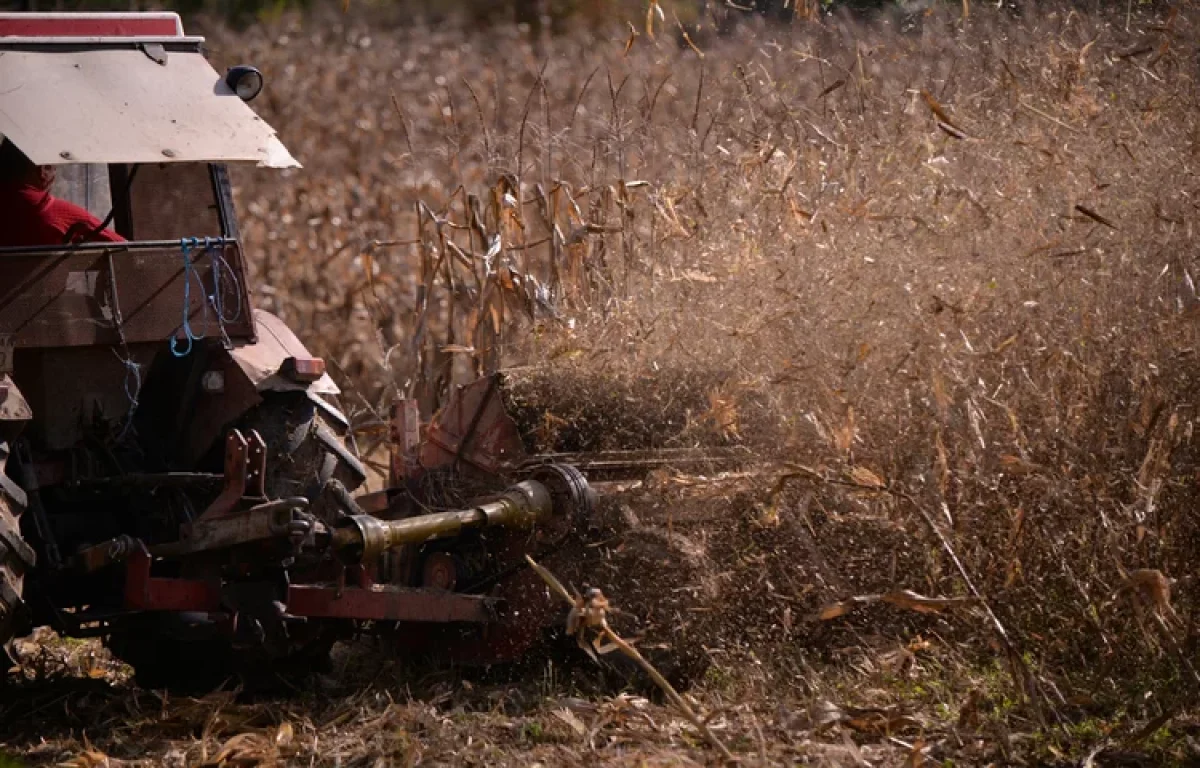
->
xmin=125 ymin=162 xmax=224 ymax=241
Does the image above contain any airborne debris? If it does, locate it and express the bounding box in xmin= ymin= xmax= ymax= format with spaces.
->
xmin=3 ymin=0 xmax=1200 ymax=765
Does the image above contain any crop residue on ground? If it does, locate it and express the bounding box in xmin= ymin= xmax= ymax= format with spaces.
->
xmin=6 ymin=2 xmax=1200 ymax=765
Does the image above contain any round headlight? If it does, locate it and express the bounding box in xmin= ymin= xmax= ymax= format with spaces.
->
xmin=225 ymin=65 xmax=264 ymax=102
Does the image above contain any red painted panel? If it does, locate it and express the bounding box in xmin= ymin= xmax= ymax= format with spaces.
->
xmin=124 ymin=550 xmax=221 ymax=612
xmin=0 ymin=15 xmax=181 ymax=38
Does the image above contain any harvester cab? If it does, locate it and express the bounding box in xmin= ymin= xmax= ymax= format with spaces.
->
xmin=0 ymin=12 xmax=594 ymax=690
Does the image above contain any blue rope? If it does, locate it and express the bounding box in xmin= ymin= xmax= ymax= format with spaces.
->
xmin=172 ymin=237 xmax=245 ymax=355
xmin=206 ymin=240 xmax=243 ymax=349
xmin=171 ymin=237 xmax=209 ymax=357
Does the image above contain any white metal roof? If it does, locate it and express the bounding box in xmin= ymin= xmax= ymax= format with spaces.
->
xmin=0 ymin=46 xmax=300 ymax=169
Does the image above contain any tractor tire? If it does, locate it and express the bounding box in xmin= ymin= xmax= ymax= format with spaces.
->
xmin=238 ymin=391 xmax=367 ymax=522
xmin=106 ymin=612 xmax=336 ymax=694
xmin=0 ymin=469 xmax=33 ymax=655
xmin=105 ymin=613 xmax=234 ymax=692
xmin=107 ymin=392 xmax=365 ymax=693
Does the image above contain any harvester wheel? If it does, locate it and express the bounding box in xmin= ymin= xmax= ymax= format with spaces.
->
xmin=0 ymin=473 xmax=33 ymax=658
xmin=107 ymin=612 xmax=337 ymax=693
xmin=237 ymin=391 xmax=367 ymax=521
xmin=106 ymin=613 xmax=232 ymax=692
xmin=232 ymin=392 xmax=365 ymax=678
xmin=109 ymin=392 xmax=365 ymax=693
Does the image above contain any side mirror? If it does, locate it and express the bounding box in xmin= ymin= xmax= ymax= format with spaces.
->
xmin=225 ymin=65 xmax=264 ymax=102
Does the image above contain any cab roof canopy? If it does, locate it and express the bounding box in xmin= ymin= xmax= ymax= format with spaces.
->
xmin=0 ymin=12 xmax=299 ymax=169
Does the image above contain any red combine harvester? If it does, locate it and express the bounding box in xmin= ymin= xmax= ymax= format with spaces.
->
xmin=0 ymin=12 xmax=595 ymax=689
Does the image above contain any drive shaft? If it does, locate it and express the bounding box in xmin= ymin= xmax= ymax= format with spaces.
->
xmin=332 ymin=479 xmax=553 ymax=563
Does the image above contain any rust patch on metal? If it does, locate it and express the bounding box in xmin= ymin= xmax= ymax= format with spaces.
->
xmin=417 ymin=374 xmax=528 ymax=477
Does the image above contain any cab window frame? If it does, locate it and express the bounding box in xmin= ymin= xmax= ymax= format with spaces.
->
xmin=106 ymin=161 xmax=239 ymax=243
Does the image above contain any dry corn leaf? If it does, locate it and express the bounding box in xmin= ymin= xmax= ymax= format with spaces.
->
xmin=934 ymin=428 xmax=950 ymax=497
xmin=200 ymin=732 xmax=272 ymax=768
xmin=553 ymin=707 xmax=587 ymax=736
xmin=931 ymin=370 xmax=952 ymax=419
xmin=849 ymin=466 xmax=886 ymax=488
xmin=832 ymin=407 xmax=856 ymax=456
xmin=999 ymin=454 xmax=1040 ymax=475
xmin=56 ymin=752 xmax=118 ymax=768
xmin=881 ymin=590 xmax=977 ymax=614
xmin=817 ymin=601 xmax=854 ymax=620
xmin=920 ymin=88 xmax=968 ymax=136
xmin=817 ymin=590 xmax=977 ymax=621
xmin=1119 ymin=568 xmax=1178 ymax=622
xmin=704 ymin=391 xmax=741 ymax=440
xmin=994 ymin=333 xmax=1019 ymax=353
xmin=645 ymin=0 xmax=664 ymax=39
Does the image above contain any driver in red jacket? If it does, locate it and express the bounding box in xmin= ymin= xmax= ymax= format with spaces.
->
xmin=0 ymin=138 xmax=126 ymax=247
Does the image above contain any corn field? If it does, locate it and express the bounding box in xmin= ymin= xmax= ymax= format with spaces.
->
xmin=4 ymin=1 xmax=1200 ymax=764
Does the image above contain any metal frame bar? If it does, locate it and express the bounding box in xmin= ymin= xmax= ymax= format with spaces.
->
xmin=210 ymin=163 xmax=240 ymax=241
xmin=123 ymin=549 xmax=221 ymax=612
xmin=0 ymin=237 xmax=238 ymax=257
xmin=285 ymin=584 xmax=497 ymax=623
xmin=107 ymin=162 xmax=136 ymax=241
xmin=0 ymin=39 xmax=205 ymax=51
xmin=195 ymin=429 xmax=268 ymax=522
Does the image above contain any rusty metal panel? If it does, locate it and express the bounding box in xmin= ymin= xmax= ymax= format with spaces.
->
xmin=228 ymin=310 xmax=339 ymax=395
xmin=0 ymin=243 xmax=255 ymax=349
xmin=286 ymin=584 xmax=495 ymax=623
xmin=419 ymin=374 xmax=528 ymax=475
xmin=0 ymin=48 xmax=298 ymax=169
xmin=353 ymin=490 xmax=392 ymax=516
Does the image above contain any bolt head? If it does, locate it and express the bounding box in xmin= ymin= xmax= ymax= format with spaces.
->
xmin=201 ymin=370 xmax=225 ymax=394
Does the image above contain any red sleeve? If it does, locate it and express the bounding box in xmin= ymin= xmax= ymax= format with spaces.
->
xmin=48 ymin=198 xmax=127 ymax=243
xmin=91 ymin=225 xmax=126 ymax=243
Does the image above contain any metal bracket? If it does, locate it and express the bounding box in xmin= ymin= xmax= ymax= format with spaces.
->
xmin=196 ymin=429 xmax=267 ymax=521
xmin=139 ymin=43 xmax=167 ymax=65
xmin=156 ymin=497 xmax=308 ymax=557
xmin=285 ymin=582 xmax=498 ymax=623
